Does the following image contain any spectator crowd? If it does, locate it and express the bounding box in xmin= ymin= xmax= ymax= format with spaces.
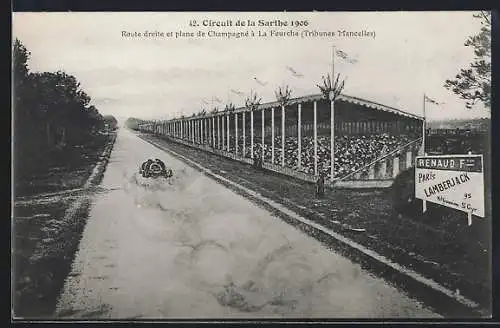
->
xmin=214 ymin=133 xmax=415 ymax=179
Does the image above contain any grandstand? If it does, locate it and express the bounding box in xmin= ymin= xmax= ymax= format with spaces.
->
xmin=136 ymin=93 xmax=424 ymax=188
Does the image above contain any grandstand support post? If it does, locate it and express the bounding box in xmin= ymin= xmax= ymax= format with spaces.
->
xmin=200 ymin=119 xmax=204 ymax=144
xmin=235 ymin=112 xmax=238 ymax=155
xmin=204 ymin=118 xmax=207 ymax=145
xmin=261 ymin=109 xmax=265 ymax=161
xmin=206 ymin=118 xmax=209 ymax=145
xmin=281 ymin=105 xmax=285 ymax=167
xmin=242 ymin=112 xmax=246 ymax=156
xmin=271 ymin=107 xmax=275 ymax=163
xmin=217 ymin=115 xmax=221 ymax=149
xmin=227 ymin=114 xmax=230 ymax=152
xmin=297 ymin=103 xmax=302 ymax=169
xmin=212 ymin=117 xmax=215 ymax=147
xmin=194 ymin=119 xmax=197 ymax=143
xmin=222 ymin=115 xmax=225 ymax=150
xmin=314 ymin=101 xmax=318 ymax=176
xmin=250 ymin=110 xmax=254 ymax=159
xmin=330 ymin=99 xmax=335 ymax=181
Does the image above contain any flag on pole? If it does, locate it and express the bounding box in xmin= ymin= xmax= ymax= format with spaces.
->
xmin=254 ymin=77 xmax=268 ymax=86
xmin=286 ymin=66 xmax=304 ymax=78
xmin=335 ymin=49 xmax=358 ymax=64
xmin=230 ymin=89 xmax=245 ymax=96
xmin=424 ymin=95 xmax=444 ymax=105
xmin=212 ymin=96 xmax=222 ymax=103
xmin=201 ymin=98 xmax=209 ymax=105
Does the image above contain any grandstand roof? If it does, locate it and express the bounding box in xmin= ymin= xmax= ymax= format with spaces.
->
xmin=174 ymin=93 xmax=424 ymax=121
xmin=246 ymin=93 xmax=423 ymax=120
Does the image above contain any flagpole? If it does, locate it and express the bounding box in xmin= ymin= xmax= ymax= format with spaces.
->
xmin=422 ymin=93 xmax=426 ymax=155
xmin=330 ymin=44 xmax=336 ymax=181
xmin=422 ymin=93 xmax=427 ymax=214
xmin=332 ymin=45 xmax=335 ymax=82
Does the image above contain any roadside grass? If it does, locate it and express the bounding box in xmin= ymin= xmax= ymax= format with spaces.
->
xmin=12 ymin=132 xmax=116 ymax=318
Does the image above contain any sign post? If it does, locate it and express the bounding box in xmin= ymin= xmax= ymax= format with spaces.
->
xmin=415 ymin=154 xmax=485 ymax=226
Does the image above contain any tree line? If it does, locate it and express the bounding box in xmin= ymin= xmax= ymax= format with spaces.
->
xmin=13 ymin=38 xmax=116 ymax=176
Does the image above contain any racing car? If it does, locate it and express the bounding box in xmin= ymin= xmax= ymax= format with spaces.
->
xmin=139 ymin=158 xmax=173 ymax=179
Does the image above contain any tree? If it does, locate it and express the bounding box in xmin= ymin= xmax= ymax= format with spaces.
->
xmin=444 ymin=11 xmax=491 ymax=110
xmin=29 ymin=71 xmax=92 ymax=146
xmin=13 ymin=39 xmax=30 ymax=90
xmin=103 ymin=115 xmax=118 ymax=130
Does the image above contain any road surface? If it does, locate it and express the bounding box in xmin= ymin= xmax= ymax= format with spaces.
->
xmin=55 ymin=129 xmax=439 ymax=319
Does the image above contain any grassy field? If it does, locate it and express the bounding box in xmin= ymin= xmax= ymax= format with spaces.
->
xmin=12 ymin=132 xmax=116 ymax=318
xmin=143 ymin=134 xmax=491 ymax=314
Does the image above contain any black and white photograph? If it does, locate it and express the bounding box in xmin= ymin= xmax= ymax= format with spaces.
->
xmin=12 ymin=11 xmax=492 ymax=320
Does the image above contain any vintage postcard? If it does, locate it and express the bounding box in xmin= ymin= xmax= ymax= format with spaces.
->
xmin=12 ymin=11 xmax=491 ymax=320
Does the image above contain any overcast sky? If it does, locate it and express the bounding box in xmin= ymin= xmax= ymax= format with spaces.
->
xmin=12 ymin=11 xmax=490 ymax=123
